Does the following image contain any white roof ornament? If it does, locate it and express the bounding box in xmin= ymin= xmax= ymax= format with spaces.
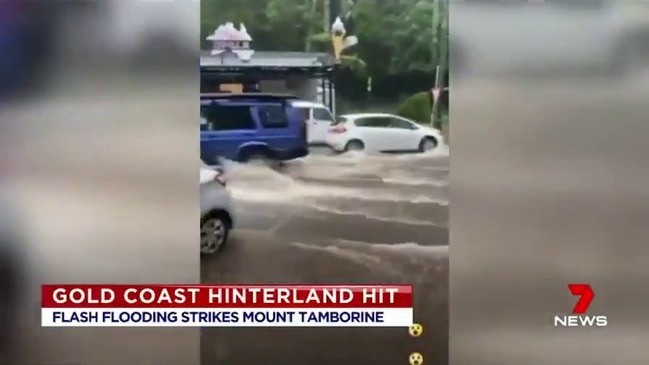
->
xmin=331 ymin=16 xmax=358 ymax=62
xmin=239 ymin=23 xmax=252 ymax=41
xmin=207 ymin=22 xmax=255 ymax=62
xmin=331 ymin=17 xmax=346 ymax=35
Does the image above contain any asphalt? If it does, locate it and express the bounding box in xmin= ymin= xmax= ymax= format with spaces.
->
xmin=201 ymin=147 xmax=449 ymax=365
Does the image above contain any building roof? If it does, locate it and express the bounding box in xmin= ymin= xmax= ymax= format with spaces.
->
xmin=200 ymin=50 xmax=335 ymax=69
xmin=289 ymin=100 xmax=328 ymax=109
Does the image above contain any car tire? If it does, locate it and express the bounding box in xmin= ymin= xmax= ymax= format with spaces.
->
xmin=419 ymin=137 xmax=438 ymax=152
xmin=247 ymin=153 xmax=270 ymax=164
xmin=241 ymin=148 xmax=275 ymax=166
xmin=200 ymin=211 xmax=231 ymax=256
xmin=344 ymin=140 xmax=365 ymax=152
xmin=249 ymin=152 xmax=285 ymax=170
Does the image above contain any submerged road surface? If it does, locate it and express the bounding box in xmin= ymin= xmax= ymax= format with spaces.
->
xmin=6 ymin=138 xmax=447 ymax=365
xmin=201 ymin=148 xmax=449 ymax=365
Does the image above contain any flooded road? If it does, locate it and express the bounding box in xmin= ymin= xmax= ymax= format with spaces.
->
xmin=3 ymin=93 xmax=448 ymax=365
xmin=201 ymin=147 xmax=449 ymax=365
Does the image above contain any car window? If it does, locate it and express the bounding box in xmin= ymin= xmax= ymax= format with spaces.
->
xmin=257 ymin=104 xmax=288 ymax=129
xmin=354 ymin=117 xmax=390 ymax=128
xmin=312 ymin=108 xmax=333 ymax=121
xmin=201 ymin=104 xmax=256 ymax=131
xmin=388 ymin=118 xmax=417 ymax=130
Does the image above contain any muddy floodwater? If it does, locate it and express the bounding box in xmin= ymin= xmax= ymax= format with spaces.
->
xmin=202 ymin=147 xmax=450 ymax=365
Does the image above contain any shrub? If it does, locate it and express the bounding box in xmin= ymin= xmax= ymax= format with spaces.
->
xmin=396 ymin=92 xmax=432 ymax=125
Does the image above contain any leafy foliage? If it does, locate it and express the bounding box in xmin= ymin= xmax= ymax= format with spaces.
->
xmin=396 ymin=91 xmax=432 ymax=125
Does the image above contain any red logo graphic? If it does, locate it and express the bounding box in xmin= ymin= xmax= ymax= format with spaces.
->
xmin=568 ymin=284 xmax=595 ymax=314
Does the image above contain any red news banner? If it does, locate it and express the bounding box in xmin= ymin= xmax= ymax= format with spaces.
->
xmin=41 ymin=285 xmax=414 ymax=327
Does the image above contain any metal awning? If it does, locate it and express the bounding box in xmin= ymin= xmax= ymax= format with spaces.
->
xmin=200 ymin=50 xmax=335 ymax=78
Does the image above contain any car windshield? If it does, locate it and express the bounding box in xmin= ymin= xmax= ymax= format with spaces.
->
xmin=313 ymin=107 xmax=334 ymax=121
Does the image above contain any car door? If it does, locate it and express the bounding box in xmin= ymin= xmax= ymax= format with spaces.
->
xmin=253 ymin=103 xmax=292 ymax=152
xmin=355 ymin=117 xmax=392 ymax=152
xmin=295 ymin=107 xmax=316 ymax=144
xmin=200 ymin=101 xmax=258 ymax=163
xmin=309 ymin=107 xmax=335 ymax=144
xmin=387 ymin=117 xmax=423 ymax=152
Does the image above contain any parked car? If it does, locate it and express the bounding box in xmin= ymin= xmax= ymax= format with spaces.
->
xmin=289 ymin=100 xmax=335 ymax=145
xmin=200 ymin=93 xmax=309 ymax=165
xmin=325 ymin=113 xmax=444 ymax=154
xmin=200 ymin=161 xmax=235 ymax=256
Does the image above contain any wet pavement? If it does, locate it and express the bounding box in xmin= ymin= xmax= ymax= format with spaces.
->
xmin=201 ymin=147 xmax=449 ymax=365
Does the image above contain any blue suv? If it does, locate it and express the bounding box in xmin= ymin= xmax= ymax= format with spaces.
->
xmin=200 ymin=94 xmax=309 ymax=165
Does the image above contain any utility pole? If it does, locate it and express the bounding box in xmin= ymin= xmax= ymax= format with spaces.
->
xmin=431 ymin=0 xmax=440 ymax=73
xmin=430 ymin=0 xmax=447 ymax=130
xmin=430 ymin=0 xmax=441 ymax=128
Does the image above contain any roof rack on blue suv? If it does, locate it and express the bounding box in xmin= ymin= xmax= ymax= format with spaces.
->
xmin=200 ymin=93 xmax=300 ymax=100
xmin=200 ymin=93 xmax=308 ymax=165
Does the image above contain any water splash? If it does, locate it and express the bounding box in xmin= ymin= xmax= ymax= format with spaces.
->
xmin=288 ymin=240 xmax=448 ymax=282
xmin=309 ymin=204 xmax=446 ymax=227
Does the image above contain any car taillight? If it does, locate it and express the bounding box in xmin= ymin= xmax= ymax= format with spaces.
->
xmin=329 ymin=125 xmax=347 ymax=133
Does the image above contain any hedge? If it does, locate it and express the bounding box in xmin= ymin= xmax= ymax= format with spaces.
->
xmin=396 ymin=91 xmax=432 ymax=125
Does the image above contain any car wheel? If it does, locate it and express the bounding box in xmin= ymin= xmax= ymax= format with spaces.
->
xmin=248 ymin=153 xmax=285 ymax=170
xmin=344 ymin=140 xmax=365 ymax=152
xmin=247 ymin=153 xmax=269 ymax=165
xmin=241 ymin=148 xmax=274 ymax=166
xmin=419 ymin=137 xmax=438 ymax=152
xmin=200 ymin=214 xmax=230 ymax=255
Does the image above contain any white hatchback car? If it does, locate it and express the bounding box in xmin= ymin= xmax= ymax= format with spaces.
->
xmin=200 ymin=161 xmax=235 ymax=256
xmin=324 ymin=113 xmax=444 ymax=153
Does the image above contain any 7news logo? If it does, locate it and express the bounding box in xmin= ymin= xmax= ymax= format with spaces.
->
xmin=553 ymin=284 xmax=608 ymax=327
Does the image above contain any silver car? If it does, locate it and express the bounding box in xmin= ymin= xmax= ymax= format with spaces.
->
xmin=200 ymin=161 xmax=235 ymax=256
